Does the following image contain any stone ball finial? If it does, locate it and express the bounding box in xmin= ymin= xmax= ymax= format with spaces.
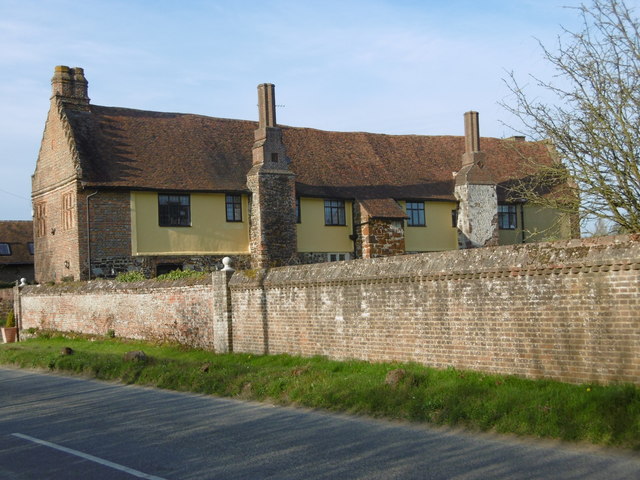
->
xmin=221 ymin=257 xmax=235 ymax=272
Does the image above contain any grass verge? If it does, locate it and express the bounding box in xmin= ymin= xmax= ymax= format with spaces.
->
xmin=1 ymin=333 xmax=639 ymax=450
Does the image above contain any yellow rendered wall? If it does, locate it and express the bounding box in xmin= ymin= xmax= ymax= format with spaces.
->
xmin=297 ymin=198 xmax=353 ymax=253
xmin=401 ymin=201 xmax=458 ymax=252
xmin=131 ymin=192 xmax=249 ymax=255
xmin=498 ymin=204 xmax=571 ymax=245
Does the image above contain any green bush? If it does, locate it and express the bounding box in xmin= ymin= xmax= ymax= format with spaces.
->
xmin=115 ymin=271 xmax=146 ymax=282
xmin=5 ymin=310 xmax=15 ymax=328
xmin=156 ymin=269 xmax=206 ymax=281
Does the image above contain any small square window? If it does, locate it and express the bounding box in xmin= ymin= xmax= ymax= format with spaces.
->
xmin=327 ymin=253 xmax=350 ymax=262
xmin=324 ymin=199 xmax=346 ymax=226
xmin=0 ymin=243 xmax=10 ymax=256
xmin=406 ymin=201 xmax=425 ymax=226
xmin=271 ymin=152 xmax=279 ymax=163
xmin=498 ymin=204 xmax=517 ymax=230
xmin=226 ymin=194 xmax=242 ymax=222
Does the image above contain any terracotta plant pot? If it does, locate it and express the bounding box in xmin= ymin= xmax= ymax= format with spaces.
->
xmin=1 ymin=327 xmax=17 ymax=343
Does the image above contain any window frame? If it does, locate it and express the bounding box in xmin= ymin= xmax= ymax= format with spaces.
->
xmin=62 ymin=192 xmax=74 ymax=230
xmin=324 ymin=199 xmax=346 ymax=226
xmin=327 ymin=253 xmax=350 ymax=262
xmin=498 ymin=204 xmax=518 ymax=230
xmin=158 ymin=193 xmax=191 ymax=227
xmin=225 ymin=194 xmax=243 ymax=222
xmin=0 ymin=243 xmax=11 ymax=256
xmin=34 ymin=202 xmax=46 ymax=237
xmin=406 ymin=201 xmax=426 ymax=227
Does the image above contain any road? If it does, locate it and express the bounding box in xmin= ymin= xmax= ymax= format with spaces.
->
xmin=0 ymin=367 xmax=638 ymax=479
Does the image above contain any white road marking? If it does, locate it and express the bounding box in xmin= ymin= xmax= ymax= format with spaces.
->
xmin=11 ymin=433 xmax=167 ymax=480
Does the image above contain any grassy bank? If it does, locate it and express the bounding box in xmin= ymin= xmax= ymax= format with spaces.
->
xmin=1 ymin=334 xmax=639 ymax=450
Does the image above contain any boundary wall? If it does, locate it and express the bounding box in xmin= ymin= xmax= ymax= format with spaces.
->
xmin=17 ymin=235 xmax=640 ymax=385
xmin=18 ymin=277 xmax=224 ymax=349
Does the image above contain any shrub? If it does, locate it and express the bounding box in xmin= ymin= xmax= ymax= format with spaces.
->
xmin=156 ymin=269 xmax=206 ymax=281
xmin=5 ymin=310 xmax=15 ymax=328
xmin=115 ymin=271 xmax=146 ymax=283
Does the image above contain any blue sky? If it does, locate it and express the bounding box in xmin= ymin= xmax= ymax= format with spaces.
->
xmin=0 ymin=0 xmax=629 ymax=220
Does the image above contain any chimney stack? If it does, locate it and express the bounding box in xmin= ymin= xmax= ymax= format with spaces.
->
xmin=454 ymin=110 xmax=498 ymax=249
xmin=51 ymin=65 xmax=89 ymax=110
xmin=462 ymin=111 xmax=485 ymax=167
xmin=247 ymin=83 xmax=297 ymax=268
xmin=257 ymin=83 xmax=276 ymax=129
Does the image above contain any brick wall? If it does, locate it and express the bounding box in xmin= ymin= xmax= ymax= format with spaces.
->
xmin=17 ymin=235 xmax=640 ymax=385
xmin=86 ymin=190 xmax=132 ymax=276
xmin=230 ymin=235 xmax=640 ymax=384
xmin=20 ymin=276 xmax=218 ymax=348
xmin=33 ymin=98 xmax=84 ymax=283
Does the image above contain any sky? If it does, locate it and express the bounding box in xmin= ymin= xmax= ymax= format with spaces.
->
xmin=0 ymin=0 xmax=630 ymax=220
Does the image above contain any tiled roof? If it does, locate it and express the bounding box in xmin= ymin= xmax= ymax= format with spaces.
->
xmin=359 ymin=198 xmax=409 ymax=219
xmin=0 ymin=221 xmax=33 ymax=265
xmin=66 ymin=105 xmax=552 ymax=202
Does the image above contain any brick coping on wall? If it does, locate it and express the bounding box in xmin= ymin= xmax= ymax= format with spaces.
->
xmin=21 ymin=275 xmax=213 ymax=295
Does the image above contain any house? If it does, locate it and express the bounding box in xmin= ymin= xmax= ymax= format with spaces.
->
xmin=0 ymin=221 xmax=34 ymax=284
xmin=32 ymin=66 xmax=574 ymax=282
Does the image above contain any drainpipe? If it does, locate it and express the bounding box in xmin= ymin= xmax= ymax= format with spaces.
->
xmin=86 ymin=190 xmax=99 ymax=279
xmin=520 ymin=203 xmax=526 ymax=244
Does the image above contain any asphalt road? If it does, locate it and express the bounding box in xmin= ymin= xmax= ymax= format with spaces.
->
xmin=0 ymin=367 xmax=639 ymax=479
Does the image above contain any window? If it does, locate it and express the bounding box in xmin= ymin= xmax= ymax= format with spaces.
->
xmin=34 ymin=202 xmax=46 ymax=237
xmin=156 ymin=264 xmax=182 ymax=276
xmin=451 ymin=209 xmax=458 ymax=228
xmin=406 ymin=201 xmax=425 ymax=226
xmin=158 ymin=194 xmax=191 ymax=227
xmin=0 ymin=243 xmax=10 ymax=256
xmin=296 ymin=197 xmax=301 ymax=223
xmin=27 ymin=242 xmax=34 ymax=255
xmin=324 ymin=199 xmax=346 ymax=226
xmin=498 ymin=204 xmax=517 ymax=230
xmin=328 ymin=253 xmax=350 ymax=262
xmin=271 ymin=152 xmax=279 ymax=163
xmin=226 ymin=194 xmax=242 ymax=222
xmin=62 ymin=192 xmax=74 ymax=230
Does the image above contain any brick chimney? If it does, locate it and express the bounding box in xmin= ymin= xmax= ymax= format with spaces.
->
xmin=251 ymin=83 xmax=288 ymax=169
xmin=51 ymin=65 xmax=90 ymax=110
xmin=247 ymin=83 xmax=297 ymax=268
xmin=454 ymin=111 xmax=499 ymax=248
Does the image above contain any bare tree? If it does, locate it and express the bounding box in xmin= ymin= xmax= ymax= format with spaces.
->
xmin=502 ymin=0 xmax=640 ymax=233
